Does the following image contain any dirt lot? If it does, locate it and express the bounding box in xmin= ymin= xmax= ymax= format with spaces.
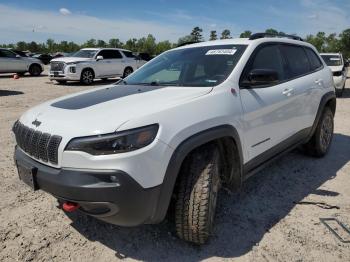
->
xmin=0 ymin=70 xmax=350 ymax=262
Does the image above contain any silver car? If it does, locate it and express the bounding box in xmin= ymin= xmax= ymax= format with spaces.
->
xmin=0 ymin=48 xmax=44 ymax=76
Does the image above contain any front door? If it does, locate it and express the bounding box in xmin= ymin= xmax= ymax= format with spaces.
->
xmin=239 ymin=43 xmax=299 ymax=161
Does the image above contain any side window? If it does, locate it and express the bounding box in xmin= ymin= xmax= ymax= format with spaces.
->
xmin=112 ymin=50 xmax=122 ymax=59
xmin=280 ymin=45 xmax=310 ymax=79
xmin=242 ymin=44 xmax=285 ymax=84
xmin=97 ymin=50 xmax=109 ymax=59
xmin=122 ymin=51 xmax=135 ymax=58
xmin=304 ymin=48 xmax=323 ymax=71
xmin=97 ymin=50 xmax=122 ymax=59
xmin=0 ymin=49 xmax=16 ymax=58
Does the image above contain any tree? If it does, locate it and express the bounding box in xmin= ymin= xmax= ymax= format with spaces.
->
xmin=16 ymin=41 xmax=27 ymax=51
xmin=190 ymin=27 xmax=204 ymax=42
xmin=209 ymin=31 xmax=217 ymax=41
xmin=339 ymin=28 xmax=350 ymax=58
xmin=83 ymin=39 xmax=97 ymax=48
xmin=240 ymin=30 xmax=252 ymax=38
xmin=220 ymin=29 xmax=232 ymax=39
xmin=108 ymin=38 xmax=123 ymax=48
xmin=306 ymin=32 xmax=326 ymax=52
xmin=97 ymin=39 xmax=107 ymax=48
xmin=177 ymin=35 xmax=195 ymax=46
xmin=124 ymin=38 xmax=138 ymax=52
xmin=265 ymin=28 xmax=279 ymax=35
xmin=156 ymin=40 xmax=172 ymax=54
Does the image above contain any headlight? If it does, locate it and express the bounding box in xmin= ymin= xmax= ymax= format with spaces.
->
xmin=65 ymin=124 xmax=159 ymax=155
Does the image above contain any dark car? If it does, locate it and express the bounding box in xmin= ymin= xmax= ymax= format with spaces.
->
xmin=12 ymin=50 xmax=28 ymax=57
xmin=33 ymin=54 xmax=53 ymax=65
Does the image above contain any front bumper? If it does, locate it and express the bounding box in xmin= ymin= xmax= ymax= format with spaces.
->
xmin=49 ymin=65 xmax=81 ymax=81
xmin=14 ymin=148 xmax=162 ymax=226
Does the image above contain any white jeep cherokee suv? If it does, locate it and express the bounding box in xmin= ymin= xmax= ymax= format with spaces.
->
xmin=13 ymin=33 xmax=336 ymax=244
xmin=49 ymin=48 xmax=145 ymax=84
xmin=320 ymin=53 xmax=349 ymax=97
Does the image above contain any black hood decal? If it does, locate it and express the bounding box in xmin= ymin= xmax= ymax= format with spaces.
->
xmin=51 ymin=85 xmax=166 ymax=110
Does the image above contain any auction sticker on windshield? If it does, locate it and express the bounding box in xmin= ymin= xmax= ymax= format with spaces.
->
xmin=206 ymin=49 xmax=237 ymax=55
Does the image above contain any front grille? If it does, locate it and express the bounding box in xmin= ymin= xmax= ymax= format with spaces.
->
xmin=50 ymin=61 xmax=65 ymax=72
xmin=13 ymin=121 xmax=62 ymax=165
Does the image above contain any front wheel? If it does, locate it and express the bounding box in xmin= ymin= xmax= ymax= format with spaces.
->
xmin=29 ymin=64 xmax=42 ymax=76
xmin=303 ymin=107 xmax=334 ymax=157
xmin=80 ymin=69 xmax=94 ymax=85
xmin=123 ymin=67 xmax=133 ymax=78
xmin=175 ymin=145 xmax=221 ymax=245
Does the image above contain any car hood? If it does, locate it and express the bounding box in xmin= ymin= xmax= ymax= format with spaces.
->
xmin=50 ymin=57 xmax=92 ymax=63
xmin=19 ymin=84 xmax=212 ymax=138
xmin=328 ymin=65 xmax=344 ymax=72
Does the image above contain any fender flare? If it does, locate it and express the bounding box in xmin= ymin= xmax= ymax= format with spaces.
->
xmin=307 ymin=91 xmax=336 ymax=141
xmin=149 ymin=125 xmax=243 ymax=223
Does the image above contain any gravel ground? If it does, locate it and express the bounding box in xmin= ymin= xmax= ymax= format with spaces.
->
xmin=0 ymin=70 xmax=350 ymax=262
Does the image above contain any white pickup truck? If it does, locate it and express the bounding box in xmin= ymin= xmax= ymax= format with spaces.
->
xmin=49 ymin=48 xmax=146 ymax=84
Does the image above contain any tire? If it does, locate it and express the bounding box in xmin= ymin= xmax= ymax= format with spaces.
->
xmin=175 ymin=145 xmax=221 ymax=245
xmin=123 ymin=67 xmax=133 ymax=78
xmin=303 ymin=107 xmax=334 ymax=157
xmin=80 ymin=69 xmax=94 ymax=85
xmin=55 ymin=80 xmax=67 ymax=84
xmin=28 ymin=64 xmax=42 ymax=76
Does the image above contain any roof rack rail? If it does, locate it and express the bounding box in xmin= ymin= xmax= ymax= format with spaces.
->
xmin=177 ymin=41 xmax=202 ymax=47
xmin=249 ymin=33 xmax=303 ymax=41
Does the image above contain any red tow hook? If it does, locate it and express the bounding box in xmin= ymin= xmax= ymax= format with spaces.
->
xmin=62 ymin=201 xmax=80 ymax=212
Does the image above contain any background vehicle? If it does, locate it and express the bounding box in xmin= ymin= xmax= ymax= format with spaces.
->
xmin=0 ymin=48 xmax=44 ymax=76
xmin=49 ymin=48 xmax=147 ymax=84
xmin=13 ymin=33 xmax=336 ymax=245
xmin=320 ymin=53 xmax=349 ymax=96
xmin=33 ymin=53 xmax=53 ymax=65
xmin=11 ymin=50 xmax=29 ymax=57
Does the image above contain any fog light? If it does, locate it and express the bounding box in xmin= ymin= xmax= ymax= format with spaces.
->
xmin=70 ymin=66 xmax=76 ymax=73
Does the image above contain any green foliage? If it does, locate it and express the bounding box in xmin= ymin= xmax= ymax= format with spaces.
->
xmin=220 ymin=29 xmax=232 ymax=39
xmin=209 ymin=30 xmax=217 ymax=41
xmin=240 ymin=30 xmax=252 ymax=38
xmin=1 ymin=27 xmax=349 ymax=58
xmin=190 ymin=27 xmax=204 ymax=42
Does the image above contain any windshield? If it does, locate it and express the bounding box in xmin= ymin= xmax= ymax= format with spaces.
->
xmin=122 ymin=45 xmax=247 ymax=87
xmin=72 ymin=50 xmax=97 ymax=58
xmin=321 ymin=55 xmax=343 ymax=66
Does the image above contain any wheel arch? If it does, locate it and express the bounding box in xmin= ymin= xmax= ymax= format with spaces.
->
xmin=307 ymin=91 xmax=336 ymax=141
xmin=149 ymin=124 xmax=243 ymax=223
xmin=81 ymin=67 xmax=95 ymax=78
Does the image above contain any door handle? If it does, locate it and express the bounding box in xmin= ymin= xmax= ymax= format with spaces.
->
xmin=282 ymin=88 xmax=293 ymax=96
xmin=314 ymin=79 xmax=323 ymax=86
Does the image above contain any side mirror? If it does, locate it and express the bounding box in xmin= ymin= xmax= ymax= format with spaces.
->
xmin=96 ymin=55 xmax=103 ymax=61
xmin=242 ymin=69 xmax=279 ymax=88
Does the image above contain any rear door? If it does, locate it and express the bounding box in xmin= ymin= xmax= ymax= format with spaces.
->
xmin=280 ymin=45 xmax=324 ymax=130
xmin=239 ymin=43 xmax=300 ymax=161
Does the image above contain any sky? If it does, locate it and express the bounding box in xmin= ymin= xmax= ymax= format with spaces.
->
xmin=0 ymin=0 xmax=349 ymax=44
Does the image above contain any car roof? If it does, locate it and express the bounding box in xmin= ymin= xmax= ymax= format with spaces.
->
xmin=320 ymin=53 xmax=342 ymax=56
xmin=81 ymin=47 xmax=132 ymax=52
xmin=174 ymin=37 xmax=316 ymax=50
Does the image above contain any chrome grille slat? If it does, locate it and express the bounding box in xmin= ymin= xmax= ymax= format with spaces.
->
xmin=12 ymin=121 xmax=61 ymax=165
xmin=50 ymin=62 xmax=65 ymax=72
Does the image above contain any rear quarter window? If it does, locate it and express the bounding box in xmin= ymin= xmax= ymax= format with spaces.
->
xmin=280 ymin=45 xmax=310 ymax=79
xmin=304 ymin=48 xmax=323 ymax=71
